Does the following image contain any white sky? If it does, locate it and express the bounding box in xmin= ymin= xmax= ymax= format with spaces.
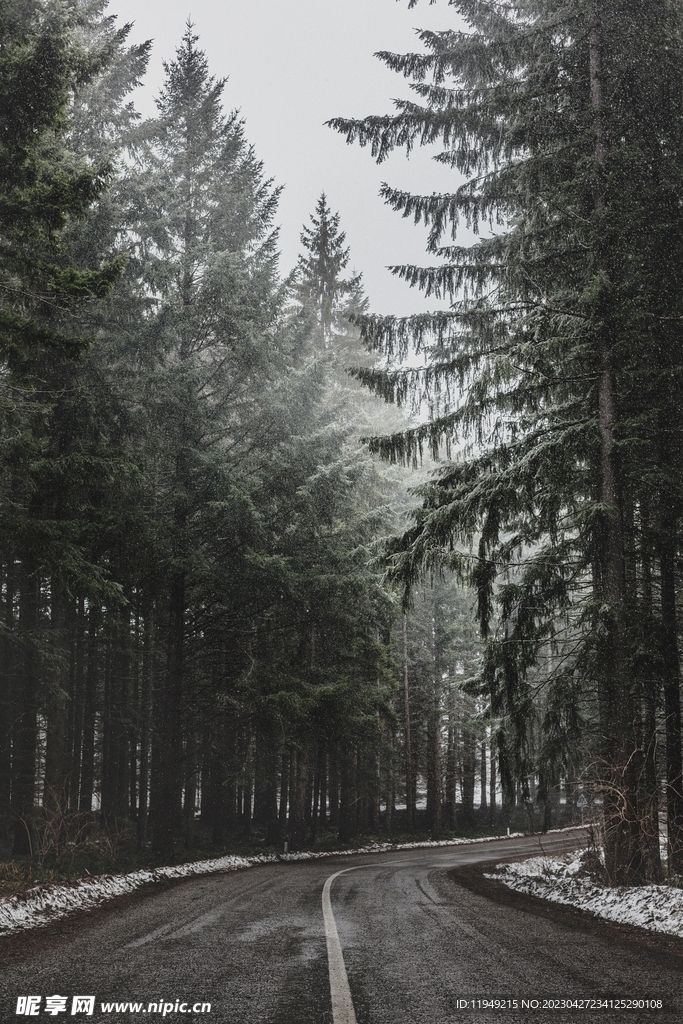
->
xmin=108 ymin=0 xmax=469 ymax=315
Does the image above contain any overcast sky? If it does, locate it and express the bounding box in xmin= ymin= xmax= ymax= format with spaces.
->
xmin=108 ymin=0 xmax=469 ymax=315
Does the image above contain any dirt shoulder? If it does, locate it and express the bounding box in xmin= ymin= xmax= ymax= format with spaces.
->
xmin=448 ymin=859 xmax=683 ymax=967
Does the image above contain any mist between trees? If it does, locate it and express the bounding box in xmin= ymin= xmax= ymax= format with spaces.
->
xmin=1 ymin=0 xmax=682 ymax=890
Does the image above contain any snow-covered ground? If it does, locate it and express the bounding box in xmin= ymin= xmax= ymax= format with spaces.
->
xmin=487 ymin=851 xmax=683 ymax=938
xmin=0 ymin=828 xmax=566 ymax=936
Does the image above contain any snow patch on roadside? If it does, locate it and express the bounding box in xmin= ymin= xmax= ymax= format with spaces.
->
xmin=487 ymin=852 xmax=683 ymax=938
xmin=0 ymin=855 xmax=267 ymax=935
xmin=0 ymin=827 xmax=580 ymax=936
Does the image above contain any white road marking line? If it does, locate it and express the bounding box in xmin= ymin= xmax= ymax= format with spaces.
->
xmin=322 ymin=864 xmax=401 ymax=1024
xmin=322 ymin=869 xmax=358 ymax=1024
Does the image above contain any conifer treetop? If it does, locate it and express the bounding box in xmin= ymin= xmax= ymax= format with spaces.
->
xmin=296 ymin=192 xmax=364 ymax=343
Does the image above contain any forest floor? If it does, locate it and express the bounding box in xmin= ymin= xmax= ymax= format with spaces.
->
xmin=0 ymin=826 xmax=589 ymax=937
xmin=0 ymin=820 xmax=527 ymax=900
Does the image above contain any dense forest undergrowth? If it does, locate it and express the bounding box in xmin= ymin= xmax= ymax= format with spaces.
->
xmin=1 ymin=0 xmax=682 ymax=895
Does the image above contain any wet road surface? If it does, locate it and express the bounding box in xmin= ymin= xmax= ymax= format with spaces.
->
xmin=1 ymin=829 xmax=681 ymax=1023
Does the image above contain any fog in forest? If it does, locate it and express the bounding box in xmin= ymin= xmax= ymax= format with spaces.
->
xmin=1 ymin=0 xmax=682 ymax=931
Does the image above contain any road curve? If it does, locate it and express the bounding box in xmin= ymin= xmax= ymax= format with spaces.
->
xmin=1 ymin=830 xmax=681 ymax=1023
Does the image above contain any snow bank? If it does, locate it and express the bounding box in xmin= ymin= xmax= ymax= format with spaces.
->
xmin=0 ymin=827 xmax=578 ymax=936
xmin=487 ymin=852 xmax=683 ymax=938
xmin=0 ymin=855 xmax=268 ymax=935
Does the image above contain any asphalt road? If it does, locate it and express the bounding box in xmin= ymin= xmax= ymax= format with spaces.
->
xmin=1 ymin=829 xmax=681 ymax=1024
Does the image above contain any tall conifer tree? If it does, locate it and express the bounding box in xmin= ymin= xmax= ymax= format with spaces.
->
xmin=0 ymin=0 xmax=126 ymax=853
xmin=296 ymin=193 xmax=363 ymax=345
xmin=130 ymin=23 xmax=282 ymax=856
xmin=331 ymin=0 xmax=683 ymax=881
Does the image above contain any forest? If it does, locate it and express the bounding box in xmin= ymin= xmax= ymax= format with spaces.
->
xmin=1 ymin=0 xmax=682 ymax=892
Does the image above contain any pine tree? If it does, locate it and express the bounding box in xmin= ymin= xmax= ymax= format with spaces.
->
xmin=0 ymin=0 xmax=131 ymax=853
xmin=330 ymin=0 xmax=683 ymax=882
xmin=127 ymin=23 xmax=283 ymax=856
xmin=0 ymin=0 xmax=123 ymax=373
xmin=0 ymin=9 xmax=420 ymax=865
xmin=296 ymin=193 xmax=363 ymax=346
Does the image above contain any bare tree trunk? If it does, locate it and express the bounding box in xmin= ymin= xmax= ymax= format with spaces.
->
xmin=153 ymin=573 xmax=185 ymax=857
xmin=44 ymin=578 xmax=69 ymax=814
xmin=210 ymin=721 xmax=225 ymax=846
xmin=278 ymin=747 xmax=289 ymax=837
xmin=304 ymin=754 xmax=313 ymax=832
xmin=262 ymin=731 xmax=280 ymax=845
xmin=129 ymin=607 xmax=139 ymax=826
xmin=12 ymin=558 xmax=39 ymax=857
xmin=384 ymin=733 xmax=394 ymax=833
xmin=461 ymin=729 xmax=476 ymax=828
xmin=0 ymin=559 xmax=15 ymax=837
xmin=311 ymin=745 xmax=325 ymax=842
xmin=67 ymin=596 xmax=85 ymax=811
xmin=403 ymin=615 xmax=415 ymax=831
xmin=290 ymin=748 xmax=308 ymax=851
xmin=638 ymin=518 xmax=661 ymax=879
xmin=318 ymin=744 xmax=327 ymax=830
xmin=489 ymin=728 xmax=497 ymax=822
xmin=660 ymin=526 xmax=683 ymax=872
xmin=445 ymin=722 xmax=457 ymax=830
xmin=242 ymin=764 xmax=253 ymax=837
xmin=183 ymin=729 xmax=197 ymax=839
xmin=426 ymin=703 xmax=442 ymax=835
xmin=328 ymin=744 xmax=340 ymax=827
xmin=137 ymin=605 xmax=153 ymax=849
xmin=338 ymin=745 xmax=356 ymax=844
xmin=79 ymin=605 xmax=98 ymax=814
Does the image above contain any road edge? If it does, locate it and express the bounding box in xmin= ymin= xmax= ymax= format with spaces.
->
xmin=448 ymin=859 xmax=683 ymax=965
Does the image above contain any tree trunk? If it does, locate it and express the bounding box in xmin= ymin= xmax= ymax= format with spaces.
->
xmin=153 ymin=572 xmax=185 ymax=857
xmin=489 ymin=728 xmax=497 ymax=823
xmin=328 ymin=744 xmax=340 ymax=827
xmin=461 ymin=729 xmax=476 ymax=827
xmin=660 ymin=526 xmax=683 ymax=872
xmin=338 ymin=745 xmax=356 ymax=844
xmin=12 ymin=558 xmax=39 ymax=857
xmin=590 ymin=18 xmax=644 ymax=885
xmin=278 ymin=747 xmax=289 ymax=837
xmin=265 ymin=745 xmax=280 ymax=845
xmin=210 ymin=720 xmax=225 ymax=846
xmin=384 ymin=734 xmax=394 ymax=833
xmin=426 ymin=703 xmax=442 ymax=835
xmin=318 ymin=744 xmax=327 ymax=831
xmin=290 ymin=748 xmax=309 ymax=851
xmin=137 ymin=605 xmax=153 ymax=849
xmin=0 ymin=559 xmax=15 ymax=837
xmin=44 ymin=581 xmax=69 ymax=815
xmin=445 ymin=694 xmax=458 ymax=830
xmin=79 ymin=605 xmax=99 ymax=813
xmin=67 ymin=596 xmax=86 ymax=811
xmin=369 ymin=737 xmax=380 ymax=834
xmin=638 ymin=521 xmax=662 ymax=879
xmin=403 ymin=615 xmax=415 ymax=831
xmin=310 ymin=745 xmax=322 ymax=842
xmin=183 ymin=729 xmax=197 ymax=840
